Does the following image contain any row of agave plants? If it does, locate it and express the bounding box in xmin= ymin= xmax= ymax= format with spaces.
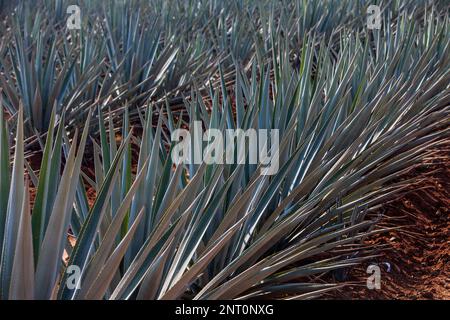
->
xmin=2 ymin=0 xmax=445 ymax=137
xmin=0 ymin=0 xmax=449 ymax=299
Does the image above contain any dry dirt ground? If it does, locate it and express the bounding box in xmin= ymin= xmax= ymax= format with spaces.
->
xmin=331 ymin=140 xmax=449 ymax=299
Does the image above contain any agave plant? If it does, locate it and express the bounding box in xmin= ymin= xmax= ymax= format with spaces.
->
xmin=0 ymin=0 xmax=220 ymax=137
xmin=3 ymin=0 xmax=433 ymax=139
xmin=0 ymin=0 xmax=449 ymax=301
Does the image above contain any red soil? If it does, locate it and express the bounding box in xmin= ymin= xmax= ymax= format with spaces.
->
xmin=332 ymin=140 xmax=450 ymax=299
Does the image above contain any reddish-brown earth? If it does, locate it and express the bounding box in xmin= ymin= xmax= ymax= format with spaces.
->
xmin=331 ymin=140 xmax=449 ymax=299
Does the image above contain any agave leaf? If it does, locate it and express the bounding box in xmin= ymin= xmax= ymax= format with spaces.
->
xmin=79 ymin=157 xmax=150 ymax=296
xmin=34 ymin=110 xmax=92 ymax=299
xmin=285 ymin=284 xmax=345 ymax=300
xmin=0 ymin=107 xmax=24 ymax=299
xmin=98 ymin=105 xmax=111 ymax=173
xmin=161 ymin=215 xmax=245 ymax=299
xmin=33 ymin=132 xmax=78 ymax=299
xmin=135 ymin=239 xmax=174 ymax=300
xmin=161 ymin=167 xmax=237 ymax=293
xmin=0 ymin=96 xmax=11 ymax=251
xmin=109 ymin=219 xmax=182 ymax=300
xmin=126 ymin=109 xmax=163 ymax=263
xmin=9 ymin=181 xmax=33 ymax=300
xmin=31 ymin=106 xmax=57 ymax=260
xmin=83 ymin=207 xmax=146 ymax=300
xmin=58 ymin=130 xmax=132 ymax=300
xmin=120 ymin=105 xmax=132 ymax=237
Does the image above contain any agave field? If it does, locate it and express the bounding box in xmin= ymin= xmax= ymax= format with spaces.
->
xmin=0 ymin=0 xmax=449 ymax=301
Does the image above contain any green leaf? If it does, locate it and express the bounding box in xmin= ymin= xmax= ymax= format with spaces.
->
xmin=9 ymin=181 xmax=34 ymax=300
xmin=0 ymin=106 xmax=24 ymax=299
